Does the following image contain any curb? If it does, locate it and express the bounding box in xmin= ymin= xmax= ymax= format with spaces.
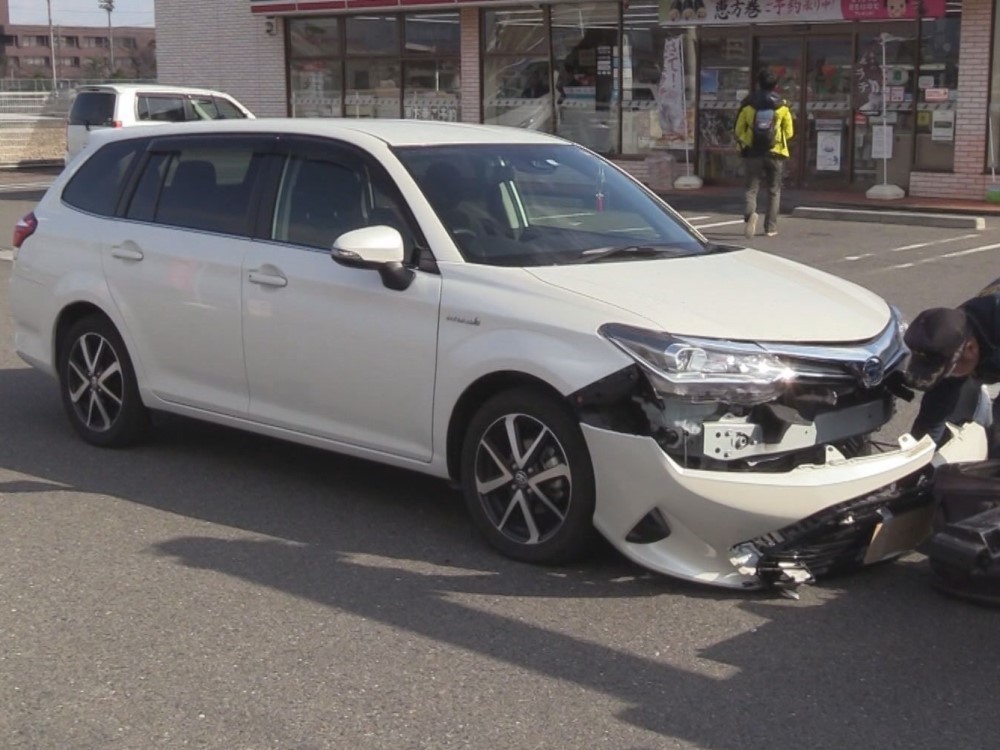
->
xmin=792 ymin=206 xmax=986 ymax=230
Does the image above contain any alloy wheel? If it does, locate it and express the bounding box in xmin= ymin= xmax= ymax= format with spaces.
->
xmin=65 ymin=332 xmax=125 ymax=433
xmin=473 ymin=413 xmax=573 ymax=546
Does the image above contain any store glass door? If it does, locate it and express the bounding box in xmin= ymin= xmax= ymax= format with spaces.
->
xmin=804 ymin=37 xmax=852 ymax=187
xmin=755 ymin=37 xmax=803 ymax=187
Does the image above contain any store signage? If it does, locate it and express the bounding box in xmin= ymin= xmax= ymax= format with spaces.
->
xmin=659 ymin=0 xmax=946 ymax=26
xmin=251 ymin=0 xmax=510 ymax=12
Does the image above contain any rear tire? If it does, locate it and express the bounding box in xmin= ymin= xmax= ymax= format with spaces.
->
xmin=57 ymin=315 xmax=149 ymax=447
xmin=460 ymin=388 xmax=598 ymax=565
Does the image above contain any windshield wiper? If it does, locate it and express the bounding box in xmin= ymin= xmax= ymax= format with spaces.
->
xmin=579 ymin=244 xmax=690 ymax=264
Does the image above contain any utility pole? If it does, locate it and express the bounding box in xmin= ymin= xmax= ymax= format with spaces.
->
xmin=98 ymin=0 xmax=115 ymax=73
xmin=46 ymin=0 xmax=57 ymax=88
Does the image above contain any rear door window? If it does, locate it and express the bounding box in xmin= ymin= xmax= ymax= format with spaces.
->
xmin=189 ymin=96 xmax=247 ymax=120
xmin=68 ymin=91 xmax=115 ymax=127
xmin=137 ymin=95 xmax=187 ymax=122
xmin=125 ymin=138 xmax=269 ymax=236
xmin=62 ymin=139 xmax=145 ymax=216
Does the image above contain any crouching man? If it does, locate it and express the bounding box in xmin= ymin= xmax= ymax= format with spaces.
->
xmin=903 ymin=278 xmax=1000 ymax=456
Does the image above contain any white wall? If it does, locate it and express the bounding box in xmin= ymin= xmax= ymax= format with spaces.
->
xmin=154 ymin=0 xmax=287 ymax=117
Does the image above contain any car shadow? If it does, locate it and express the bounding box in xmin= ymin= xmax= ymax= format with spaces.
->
xmin=1 ymin=366 xmax=997 ymax=748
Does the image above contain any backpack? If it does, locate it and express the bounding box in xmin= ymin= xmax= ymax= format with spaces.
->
xmin=745 ymin=93 xmax=778 ymax=156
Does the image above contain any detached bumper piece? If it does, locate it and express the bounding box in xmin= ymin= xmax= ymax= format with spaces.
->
xmin=732 ymin=466 xmax=935 ymax=595
xmin=926 ymin=508 xmax=1000 ymax=607
xmin=926 ymin=460 xmax=1000 ymax=606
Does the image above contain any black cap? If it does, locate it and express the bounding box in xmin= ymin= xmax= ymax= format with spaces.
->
xmin=903 ymin=307 xmax=969 ymax=389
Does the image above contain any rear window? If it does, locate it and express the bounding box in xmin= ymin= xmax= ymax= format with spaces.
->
xmin=68 ymin=91 xmax=115 ymax=127
xmin=62 ymin=139 xmax=144 ymax=216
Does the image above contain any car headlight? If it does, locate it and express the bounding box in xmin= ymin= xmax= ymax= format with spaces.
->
xmin=599 ymin=323 xmax=795 ymax=405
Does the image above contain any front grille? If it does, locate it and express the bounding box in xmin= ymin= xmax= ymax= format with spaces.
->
xmin=745 ymin=466 xmax=935 ymax=585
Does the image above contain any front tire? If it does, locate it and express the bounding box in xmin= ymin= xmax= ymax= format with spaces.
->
xmin=460 ymin=388 xmax=598 ymax=565
xmin=58 ymin=315 xmax=149 ymax=447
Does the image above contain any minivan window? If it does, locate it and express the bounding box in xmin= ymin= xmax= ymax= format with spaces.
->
xmin=129 ymin=146 xmax=262 ymax=235
xmin=137 ymin=95 xmax=187 ymax=122
xmin=190 ymin=96 xmax=246 ymax=120
xmin=68 ymin=91 xmax=115 ymax=127
xmin=62 ymin=139 xmax=144 ymax=216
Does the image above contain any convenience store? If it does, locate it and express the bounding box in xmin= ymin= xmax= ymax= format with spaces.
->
xmin=156 ymin=0 xmax=999 ymax=199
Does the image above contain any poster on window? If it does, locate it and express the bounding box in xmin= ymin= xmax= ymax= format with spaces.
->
xmin=816 ymin=131 xmax=842 ymax=171
xmin=932 ymin=110 xmax=955 ymax=142
xmin=871 ymin=124 xmax=893 ymax=159
xmin=657 ymin=0 xmax=947 ymax=25
xmin=656 ymin=35 xmax=688 ymax=144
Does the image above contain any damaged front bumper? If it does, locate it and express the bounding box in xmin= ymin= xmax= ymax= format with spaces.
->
xmin=583 ymin=421 xmax=988 ymax=590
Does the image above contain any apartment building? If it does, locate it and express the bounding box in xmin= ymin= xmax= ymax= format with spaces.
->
xmin=0 ymin=0 xmax=155 ymax=80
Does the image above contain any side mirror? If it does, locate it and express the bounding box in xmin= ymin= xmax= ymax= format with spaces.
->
xmin=331 ymin=225 xmax=414 ymax=291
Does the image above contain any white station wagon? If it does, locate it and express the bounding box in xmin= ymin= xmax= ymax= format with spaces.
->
xmin=8 ymin=119 xmax=986 ymax=591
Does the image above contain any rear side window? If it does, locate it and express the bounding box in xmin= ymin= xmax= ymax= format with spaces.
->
xmin=62 ymin=139 xmax=143 ymax=216
xmin=68 ymin=92 xmax=115 ymax=127
xmin=126 ymin=144 xmax=262 ymax=236
xmin=189 ymin=96 xmax=247 ymax=120
xmin=137 ymin=95 xmax=186 ymax=122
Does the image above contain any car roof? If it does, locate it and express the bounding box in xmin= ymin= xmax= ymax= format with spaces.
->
xmin=75 ymin=83 xmax=238 ymax=97
xmin=84 ymin=117 xmax=568 ymax=148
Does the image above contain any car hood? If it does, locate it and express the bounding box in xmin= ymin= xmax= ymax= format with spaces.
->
xmin=525 ymin=248 xmax=891 ymax=342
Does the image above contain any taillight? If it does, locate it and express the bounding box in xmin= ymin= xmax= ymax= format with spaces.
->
xmin=13 ymin=212 xmax=37 ymax=249
xmin=112 ymin=120 xmax=123 ymax=128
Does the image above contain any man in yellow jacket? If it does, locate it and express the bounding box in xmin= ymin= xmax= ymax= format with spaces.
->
xmin=735 ymin=69 xmax=794 ymax=239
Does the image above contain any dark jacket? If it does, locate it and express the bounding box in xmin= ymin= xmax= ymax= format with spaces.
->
xmin=961 ymin=278 xmax=1000 ymax=384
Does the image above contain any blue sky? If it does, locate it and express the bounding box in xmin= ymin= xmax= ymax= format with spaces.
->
xmin=11 ymin=0 xmax=155 ymax=28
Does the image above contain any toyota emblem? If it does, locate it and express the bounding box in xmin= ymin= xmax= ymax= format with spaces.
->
xmin=861 ymin=356 xmax=885 ymax=388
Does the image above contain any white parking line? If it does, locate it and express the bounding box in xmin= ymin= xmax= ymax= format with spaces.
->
xmin=0 ymin=181 xmax=51 ymax=193
xmin=0 ymin=249 xmax=13 ymax=262
xmin=690 ymin=219 xmax=744 ymax=229
xmin=843 ymin=233 xmax=980 ymax=261
xmin=683 ymin=215 xmax=711 ymax=221
xmin=883 ymin=242 xmax=1000 ymax=270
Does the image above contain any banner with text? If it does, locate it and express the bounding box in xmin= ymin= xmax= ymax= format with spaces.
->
xmin=659 ymin=0 xmax=947 ymax=26
xmin=251 ymin=0 xmax=509 ymax=13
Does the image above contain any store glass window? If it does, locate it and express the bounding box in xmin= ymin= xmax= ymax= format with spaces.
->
xmin=621 ymin=4 xmax=697 ymax=160
xmin=288 ymin=17 xmax=342 ymax=118
xmin=915 ymin=4 xmax=962 ymax=171
xmin=853 ymin=27 xmax=917 ymax=189
xmin=992 ymin=2 xmax=1000 ymax=173
xmin=404 ymin=13 xmax=461 ymax=122
xmin=482 ymin=8 xmax=551 ymax=132
xmin=345 ymin=15 xmax=399 ymax=56
xmin=697 ymin=32 xmax=749 ymax=184
xmin=345 ymin=16 xmax=400 ymax=118
xmin=551 ymin=2 xmax=621 ymax=154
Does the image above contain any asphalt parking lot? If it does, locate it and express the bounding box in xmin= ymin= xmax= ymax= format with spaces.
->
xmin=1 ymin=175 xmax=998 ymax=749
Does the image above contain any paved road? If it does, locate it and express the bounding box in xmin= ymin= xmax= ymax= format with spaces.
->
xmin=1 ymin=182 xmax=999 ymax=749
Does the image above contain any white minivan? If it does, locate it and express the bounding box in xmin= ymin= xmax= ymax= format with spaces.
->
xmin=65 ymin=83 xmax=254 ymax=162
xmin=9 ymin=118 xmax=987 ymax=591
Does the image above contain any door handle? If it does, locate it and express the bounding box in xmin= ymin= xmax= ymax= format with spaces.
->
xmin=110 ymin=244 xmax=144 ymax=261
xmin=248 ymin=270 xmax=288 ymax=288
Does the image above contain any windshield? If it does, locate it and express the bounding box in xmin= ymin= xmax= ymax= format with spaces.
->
xmin=394 ymin=144 xmax=705 ymax=266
